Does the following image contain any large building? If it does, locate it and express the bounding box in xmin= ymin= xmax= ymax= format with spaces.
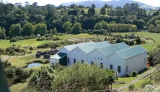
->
xmin=50 ymin=41 xmax=148 ymax=76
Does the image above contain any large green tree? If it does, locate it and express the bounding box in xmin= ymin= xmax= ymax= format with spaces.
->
xmin=9 ymin=24 xmax=22 ymax=38
xmin=22 ymin=22 xmax=34 ymax=36
xmin=34 ymin=23 xmax=47 ymax=36
xmin=0 ymin=27 xmax=6 ymax=39
xmin=94 ymin=20 xmax=108 ymax=30
xmin=28 ymin=66 xmax=55 ymax=91
xmin=156 ymin=24 xmax=160 ymax=33
xmin=148 ymin=24 xmax=155 ymax=32
xmin=100 ymin=7 xmax=106 ymax=15
xmin=62 ymin=21 xmax=72 ymax=33
xmin=53 ymin=63 xmax=114 ymax=91
xmin=71 ymin=22 xmax=82 ymax=34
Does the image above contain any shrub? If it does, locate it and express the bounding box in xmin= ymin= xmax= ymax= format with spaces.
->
xmin=128 ymin=84 xmax=134 ymax=91
xmin=10 ymin=37 xmax=17 ymax=42
xmin=132 ymin=71 xmax=138 ymax=77
xmin=126 ymin=73 xmax=131 ymax=77
xmin=53 ymin=36 xmax=60 ymax=41
xmin=141 ymin=80 xmax=153 ymax=88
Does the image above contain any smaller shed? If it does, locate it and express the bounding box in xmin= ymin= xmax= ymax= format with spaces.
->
xmin=50 ymin=53 xmax=67 ymax=66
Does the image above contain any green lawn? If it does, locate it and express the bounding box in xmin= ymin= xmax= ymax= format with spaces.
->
xmin=57 ymin=33 xmax=94 ymax=39
xmin=0 ymin=34 xmax=95 ymax=49
xmin=0 ymin=39 xmax=54 ymax=49
xmin=113 ymin=77 xmax=137 ymax=89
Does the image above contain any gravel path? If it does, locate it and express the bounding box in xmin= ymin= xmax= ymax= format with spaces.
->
xmin=117 ymin=68 xmax=156 ymax=91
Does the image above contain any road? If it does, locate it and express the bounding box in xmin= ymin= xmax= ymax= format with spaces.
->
xmin=117 ymin=68 xmax=156 ymax=91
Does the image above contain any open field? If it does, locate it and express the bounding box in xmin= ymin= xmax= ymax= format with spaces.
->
xmin=0 ymin=39 xmax=54 ymax=49
xmin=0 ymin=34 xmax=94 ymax=49
xmin=112 ymin=32 xmax=160 ymax=51
xmin=1 ymin=32 xmax=160 ymax=67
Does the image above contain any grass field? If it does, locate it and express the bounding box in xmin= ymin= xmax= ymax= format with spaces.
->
xmin=0 ymin=39 xmax=54 ymax=49
xmin=0 ymin=34 xmax=94 ymax=49
xmin=112 ymin=32 xmax=160 ymax=51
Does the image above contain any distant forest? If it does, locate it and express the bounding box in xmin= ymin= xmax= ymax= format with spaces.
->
xmin=0 ymin=2 xmax=160 ymax=39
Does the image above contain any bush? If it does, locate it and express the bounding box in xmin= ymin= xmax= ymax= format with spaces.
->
xmin=36 ymin=37 xmax=44 ymax=41
xmin=132 ymin=71 xmax=138 ymax=77
xmin=10 ymin=37 xmax=17 ymax=42
xmin=128 ymin=84 xmax=134 ymax=91
xmin=126 ymin=73 xmax=131 ymax=77
xmin=53 ymin=36 xmax=60 ymax=41
xmin=141 ymin=80 xmax=153 ymax=88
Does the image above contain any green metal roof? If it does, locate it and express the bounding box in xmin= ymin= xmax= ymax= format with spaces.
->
xmin=98 ymin=45 xmax=121 ymax=56
xmin=115 ymin=45 xmax=148 ymax=59
xmin=79 ymin=41 xmax=111 ymax=53
xmin=50 ymin=53 xmax=67 ymax=59
xmin=64 ymin=41 xmax=95 ymax=51
xmin=113 ymin=42 xmax=130 ymax=50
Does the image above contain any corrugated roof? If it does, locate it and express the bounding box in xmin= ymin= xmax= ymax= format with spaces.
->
xmin=113 ymin=42 xmax=130 ymax=50
xmin=115 ymin=45 xmax=148 ymax=59
xmin=98 ymin=45 xmax=121 ymax=56
xmin=79 ymin=41 xmax=111 ymax=53
xmin=64 ymin=41 xmax=95 ymax=51
xmin=50 ymin=53 xmax=67 ymax=59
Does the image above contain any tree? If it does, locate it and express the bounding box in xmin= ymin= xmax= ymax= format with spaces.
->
xmin=148 ymin=24 xmax=155 ymax=32
xmin=80 ymin=10 xmax=85 ymax=15
xmin=9 ymin=24 xmax=22 ymax=38
xmin=62 ymin=21 xmax=72 ymax=33
xmin=104 ymin=3 xmax=109 ymax=8
xmin=91 ymin=4 xmax=95 ymax=8
xmin=50 ymin=27 xmax=57 ymax=35
xmin=0 ymin=27 xmax=6 ymax=39
xmin=71 ymin=22 xmax=82 ymax=34
xmin=130 ymin=25 xmax=138 ymax=32
xmin=28 ymin=66 xmax=55 ymax=91
xmin=53 ymin=63 xmax=114 ymax=91
xmin=34 ymin=23 xmax=47 ymax=36
xmin=88 ymin=8 xmax=95 ymax=16
xmin=100 ymin=7 xmax=106 ymax=15
xmin=156 ymin=24 xmax=160 ymax=33
xmin=94 ymin=20 xmax=108 ymax=30
xmin=155 ymin=20 xmax=160 ymax=26
xmin=22 ymin=22 xmax=34 ymax=36
xmin=5 ymin=67 xmax=15 ymax=85
xmin=15 ymin=67 xmax=24 ymax=82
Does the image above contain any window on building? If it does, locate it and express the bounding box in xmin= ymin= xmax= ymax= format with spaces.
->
xmin=91 ymin=61 xmax=94 ymax=65
xmin=144 ymin=58 xmax=146 ymax=64
xmin=126 ymin=65 xmax=128 ymax=72
xmin=82 ymin=60 xmax=84 ymax=63
xmin=110 ymin=64 xmax=113 ymax=69
xmin=74 ymin=59 xmax=76 ymax=63
xmin=118 ymin=66 xmax=121 ymax=73
xmin=68 ymin=58 xmax=69 ymax=64
xmin=100 ymin=63 xmax=103 ymax=68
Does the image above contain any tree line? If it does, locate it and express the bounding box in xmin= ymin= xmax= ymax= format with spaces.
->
xmin=0 ymin=2 xmax=159 ymax=39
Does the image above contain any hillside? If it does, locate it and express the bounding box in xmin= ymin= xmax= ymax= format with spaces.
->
xmin=61 ymin=0 xmax=159 ymax=9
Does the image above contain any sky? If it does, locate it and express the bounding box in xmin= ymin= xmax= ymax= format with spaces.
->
xmin=5 ymin=0 xmax=160 ymax=7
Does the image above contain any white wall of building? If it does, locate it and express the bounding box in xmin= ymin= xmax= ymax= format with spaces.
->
xmin=68 ymin=47 xmax=87 ymax=66
xmin=50 ymin=58 xmax=59 ymax=66
xmin=108 ymin=54 xmax=124 ymax=77
xmin=88 ymin=49 xmax=107 ymax=68
xmin=124 ymin=52 xmax=147 ymax=75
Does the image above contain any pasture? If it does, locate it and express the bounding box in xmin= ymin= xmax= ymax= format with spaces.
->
xmin=1 ymin=32 xmax=160 ymax=67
